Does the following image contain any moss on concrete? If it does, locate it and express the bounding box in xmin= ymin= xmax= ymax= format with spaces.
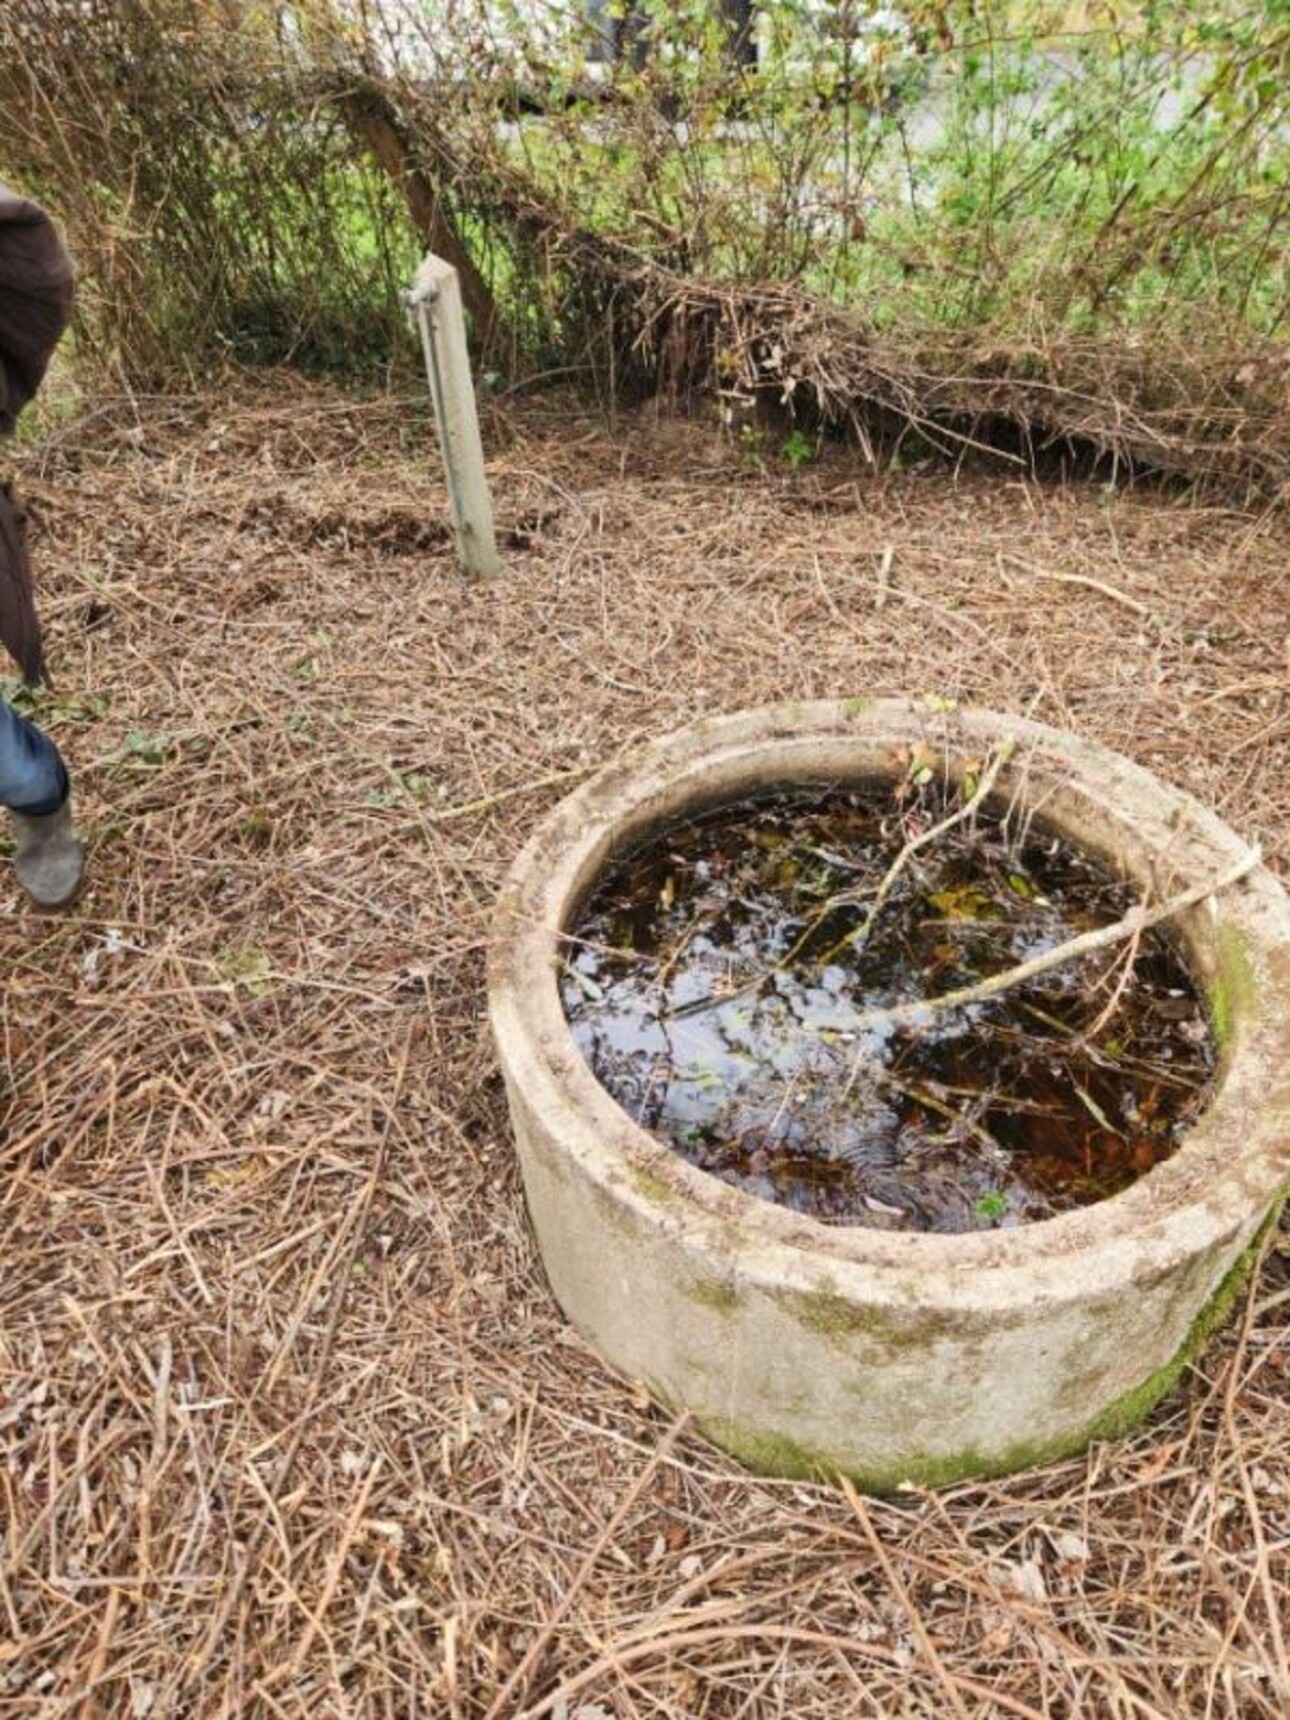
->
xmin=590 ymin=1180 xmax=638 ymax=1239
xmin=1037 ymin=1205 xmax=1275 ymax=1456
xmin=1210 ymin=922 xmax=1257 ymax=1052
xmin=841 ymin=697 xmax=872 ymax=719
xmin=699 ymin=1203 xmax=1282 ymax=1493
xmin=778 ymin=1280 xmax=984 ymax=1352
xmin=776 ymin=1279 xmax=898 ymax=1347
xmin=687 ymin=1275 xmax=741 ymax=1314
xmin=631 ymin=1166 xmax=680 ymax=1206
xmin=521 ymin=1122 xmax=573 ymax=1189
xmin=697 ymin=1418 xmax=826 ymax=1481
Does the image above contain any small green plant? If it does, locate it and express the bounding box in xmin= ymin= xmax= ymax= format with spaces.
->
xmin=239 ymin=808 xmax=274 ymax=849
xmin=781 ymin=429 xmax=813 ymax=470
xmin=118 ymin=729 xmax=173 ymax=769
xmin=1 ymin=679 xmax=110 ymax=725
xmin=366 ymin=769 xmax=434 ymax=810
xmin=975 ymin=1191 xmax=1009 ymax=1224
xmin=3 ymin=0 xmax=1284 ymax=490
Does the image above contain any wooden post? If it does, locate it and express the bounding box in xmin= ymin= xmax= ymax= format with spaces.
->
xmin=407 ymin=253 xmax=503 ymax=580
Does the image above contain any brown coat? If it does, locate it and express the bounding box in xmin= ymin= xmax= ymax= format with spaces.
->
xmin=0 ymin=184 xmax=74 ymax=684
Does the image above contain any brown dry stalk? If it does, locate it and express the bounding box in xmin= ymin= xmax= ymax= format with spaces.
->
xmin=839 ymin=735 xmax=1016 ymax=959
xmin=519 ymin=1620 xmax=1052 ymax=1720
xmin=1219 ymin=1222 xmax=1290 ymax=1701
xmin=272 ymin=1451 xmax=385 ymax=1687
xmin=840 ymin=1478 xmax=972 ymax=1720
xmin=1085 ymin=916 xmax=1145 ymax=1039
xmin=422 ymin=767 xmax=589 ymax=824
xmin=482 ymin=1411 xmax=690 ymax=1719
xmin=669 ymin=740 xmax=1015 ymax=1020
xmin=1004 ymin=554 xmax=1152 ymax=617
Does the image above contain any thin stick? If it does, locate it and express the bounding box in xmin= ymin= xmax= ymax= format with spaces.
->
xmin=517 ymin=1622 xmax=1049 ymax=1720
xmin=845 ymin=844 xmax=1261 ymax=1041
xmin=874 ymin=543 xmax=894 ymax=609
xmin=840 ymin=1478 xmax=972 ymax=1720
xmin=276 ymin=1453 xmax=384 ymax=1684
xmin=1005 ymin=555 xmax=1151 ymax=617
xmin=1084 ymin=916 xmax=1144 ymax=1040
xmin=834 ymin=736 xmax=1015 ymax=961
xmin=423 ymin=768 xmax=587 ymax=824
xmin=77 ymin=1582 xmax=123 ymax=1718
xmin=670 ymin=740 xmax=1016 ymax=1022
xmin=482 ymin=1411 xmax=690 ymax=1720
xmin=1220 ymin=1224 xmax=1290 ymax=1700
xmin=850 ymin=1053 xmax=1011 ymax=1169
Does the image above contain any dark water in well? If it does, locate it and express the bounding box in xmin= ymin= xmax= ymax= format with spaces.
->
xmin=561 ymin=784 xmax=1215 ymax=1233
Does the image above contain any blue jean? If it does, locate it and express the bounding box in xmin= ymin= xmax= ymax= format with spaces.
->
xmin=0 ymin=697 xmax=67 ymax=814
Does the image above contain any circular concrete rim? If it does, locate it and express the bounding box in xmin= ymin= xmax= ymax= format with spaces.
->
xmin=489 ymin=700 xmax=1290 ymax=1308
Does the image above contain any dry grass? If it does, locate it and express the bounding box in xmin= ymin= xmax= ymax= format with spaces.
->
xmin=1 ymin=372 xmax=1288 ymax=1717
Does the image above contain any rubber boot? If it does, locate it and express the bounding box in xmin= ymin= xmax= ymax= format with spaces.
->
xmin=11 ymin=796 xmax=85 ymax=907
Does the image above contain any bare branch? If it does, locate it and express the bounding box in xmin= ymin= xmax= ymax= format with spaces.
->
xmin=846 ymin=844 xmax=1262 ymax=1041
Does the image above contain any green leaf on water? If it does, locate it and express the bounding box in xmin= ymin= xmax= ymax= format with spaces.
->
xmin=682 ymin=1068 xmax=724 ymax=1090
xmin=929 ymin=884 xmax=993 ymax=921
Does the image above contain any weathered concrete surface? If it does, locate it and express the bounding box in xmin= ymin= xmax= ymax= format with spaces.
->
xmin=489 ymin=701 xmax=1290 ymax=1487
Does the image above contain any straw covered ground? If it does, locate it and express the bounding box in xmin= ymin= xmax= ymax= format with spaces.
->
xmin=2 ymin=374 xmax=1288 ymax=1718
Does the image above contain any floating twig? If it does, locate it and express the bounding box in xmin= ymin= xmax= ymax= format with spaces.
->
xmin=834 ymin=737 xmax=1016 ymax=961
xmin=667 ymin=739 xmax=1017 ymax=1021
xmin=845 ymin=844 xmax=1262 ymax=1042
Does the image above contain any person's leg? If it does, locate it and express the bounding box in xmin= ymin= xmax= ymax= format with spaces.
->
xmin=0 ymin=698 xmax=83 ymax=905
xmin=0 ymin=696 xmax=67 ymax=812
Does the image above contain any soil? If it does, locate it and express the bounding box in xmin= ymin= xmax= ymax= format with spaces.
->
xmin=564 ymin=783 xmax=1214 ymax=1231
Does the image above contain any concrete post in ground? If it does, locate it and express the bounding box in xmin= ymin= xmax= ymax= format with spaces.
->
xmin=406 ymin=253 xmax=502 ymax=580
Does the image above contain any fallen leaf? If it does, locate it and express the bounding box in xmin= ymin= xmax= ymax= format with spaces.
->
xmin=994 ymin=1557 xmax=1047 ymax=1603
xmin=1048 ymin=1530 xmax=1089 ymax=1566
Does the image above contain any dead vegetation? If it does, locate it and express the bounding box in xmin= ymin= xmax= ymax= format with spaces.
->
xmin=370 ymin=124 xmax=1290 ymax=502
xmin=1 ymin=374 xmax=1288 ymax=1716
xmin=2 ymin=0 xmax=1288 ymax=500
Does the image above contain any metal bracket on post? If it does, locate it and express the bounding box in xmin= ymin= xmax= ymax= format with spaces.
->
xmin=405 ymin=254 xmax=502 ymax=580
